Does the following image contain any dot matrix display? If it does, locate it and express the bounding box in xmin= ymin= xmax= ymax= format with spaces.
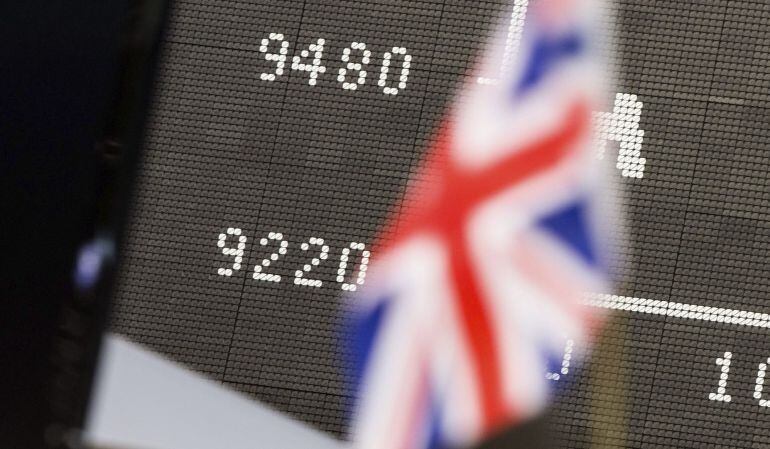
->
xmin=110 ymin=0 xmax=770 ymax=446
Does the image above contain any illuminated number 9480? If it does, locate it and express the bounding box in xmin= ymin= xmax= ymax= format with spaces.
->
xmin=259 ymin=33 xmax=411 ymax=96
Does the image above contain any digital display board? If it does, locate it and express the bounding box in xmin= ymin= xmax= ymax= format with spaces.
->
xmin=110 ymin=0 xmax=770 ymax=446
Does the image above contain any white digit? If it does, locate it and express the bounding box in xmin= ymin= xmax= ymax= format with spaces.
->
xmin=756 ymin=357 xmax=770 ymax=407
xmin=378 ymin=47 xmax=411 ymax=95
xmin=338 ymin=42 xmax=371 ymax=90
xmin=593 ymin=93 xmax=646 ymax=178
xmin=477 ymin=0 xmax=529 ymax=85
xmin=546 ymin=339 xmax=574 ymax=381
xmin=217 ymin=228 xmax=246 ymax=277
xmin=291 ymin=38 xmax=326 ymax=86
xmin=709 ymin=352 xmax=732 ymax=403
xmin=337 ymin=242 xmax=370 ymax=291
xmin=253 ymin=232 xmax=288 ymax=283
xmin=259 ymin=33 xmax=289 ymax=81
xmin=294 ymin=237 xmax=329 ymax=287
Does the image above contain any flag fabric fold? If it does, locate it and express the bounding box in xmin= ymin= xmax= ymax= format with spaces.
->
xmin=345 ymin=1 xmax=617 ymax=447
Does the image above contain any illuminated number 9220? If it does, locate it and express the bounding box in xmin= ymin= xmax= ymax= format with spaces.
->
xmin=215 ymin=228 xmax=370 ymax=291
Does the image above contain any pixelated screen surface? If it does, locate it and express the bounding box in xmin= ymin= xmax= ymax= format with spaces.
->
xmin=110 ymin=0 xmax=770 ymax=445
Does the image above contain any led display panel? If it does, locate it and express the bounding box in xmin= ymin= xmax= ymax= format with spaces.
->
xmin=111 ymin=0 xmax=770 ymax=446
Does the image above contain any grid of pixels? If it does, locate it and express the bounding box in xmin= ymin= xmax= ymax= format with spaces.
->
xmin=110 ymin=0 xmax=770 ymax=445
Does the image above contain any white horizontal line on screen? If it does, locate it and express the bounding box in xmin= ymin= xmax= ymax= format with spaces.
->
xmin=585 ymin=294 xmax=770 ymax=329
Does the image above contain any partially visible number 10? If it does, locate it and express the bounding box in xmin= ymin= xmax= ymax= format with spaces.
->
xmin=709 ymin=351 xmax=770 ymax=407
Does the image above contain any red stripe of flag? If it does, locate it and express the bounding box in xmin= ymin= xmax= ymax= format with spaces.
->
xmin=375 ymin=101 xmax=589 ymax=434
xmin=424 ymin=102 xmax=589 ymax=431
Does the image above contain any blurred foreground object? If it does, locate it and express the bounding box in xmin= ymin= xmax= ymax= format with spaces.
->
xmin=345 ymin=0 xmax=620 ymax=447
xmin=85 ymin=334 xmax=343 ymax=449
xmin=0 ymin=1 xmax=167 ymax=447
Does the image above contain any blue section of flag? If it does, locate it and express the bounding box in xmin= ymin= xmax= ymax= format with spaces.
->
xmin=542 ymin=341 xmax=574 ymax=393
xmin=545 ymin=350 xmax=563 ymax=379
xmin=349 ymin=299 xmax=389 ymax=395
xmin=537 ymin=200 xmax=599 ymax=268
xmin=425 ymin=390 xmax=444 ymax=449
xmin=514 ymin=29 xmax=585 ymax=97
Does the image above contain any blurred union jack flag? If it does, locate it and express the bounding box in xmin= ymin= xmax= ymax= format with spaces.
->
xmin=345 ymin=0 xmax=618 ymax=448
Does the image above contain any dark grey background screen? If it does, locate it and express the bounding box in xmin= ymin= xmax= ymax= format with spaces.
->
xmin=110 ymin=0 xmax=770 ymax=446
